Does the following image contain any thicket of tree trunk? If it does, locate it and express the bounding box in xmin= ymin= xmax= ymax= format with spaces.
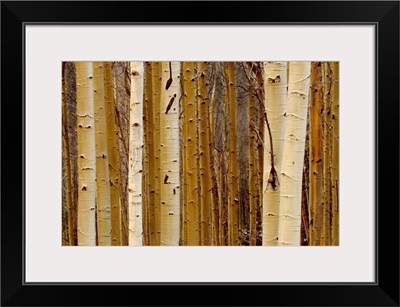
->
xmin=62 ymin=61 xmax=339 ymax=246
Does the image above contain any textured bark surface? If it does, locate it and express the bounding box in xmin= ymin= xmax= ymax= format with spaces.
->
xmin=278 ymin=62 xmax=311 ymax=246
xmin=331 ymin=62 xmax=339 ymax=246
xmin=182 ymin=62 xmax=200 ymax=245
xmin=197 ymin=62 xmax=212 ymax=246
xmin=226 ymin=62 xmax=239 ymax=246
xmin=94 ymin=62 xmax=112 ymax=246
xmin=160 ymin=62 xmax=181 ymax=246
xmin=248 ymin=82 xmax=258 ymax=246
xmin=128 ymin=62 xmax=144 ymax=246
xmin=309 ymin=62 xmax=324 ymax=246
xmin=76 ymin=62 xmax=96 ymax=246
xmin=262 ymin=62 xmax=288 ymax=246
xmin=104 ymin=62 xmax=122 ymax=246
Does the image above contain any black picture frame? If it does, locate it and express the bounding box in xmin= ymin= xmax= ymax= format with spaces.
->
xmin=1 ymin=1 xmax=399 ymax=306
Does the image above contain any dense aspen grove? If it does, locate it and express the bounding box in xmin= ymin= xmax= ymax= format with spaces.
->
xmin=62 ymin=61 xmax=339 ymax=246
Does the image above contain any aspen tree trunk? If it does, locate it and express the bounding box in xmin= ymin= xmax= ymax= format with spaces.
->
xmin=143 ymin=62 xmax=152 ymax=246
xmin=322 ymin=62 xmax=332 ymax=245
xmin=159 ymin=62 xmax=181 ymax=246
xmin=93 ymin=62 xmax=112 ymax=246
xmin=151 ymin=62 xmax=162 ymax=245
xmin=248 ymin=83 xmax=258 ymax=246
xmin=182 ymin=62 xmax=200 ymax=245
xmin=225 ymin=62 xmax=239 ymax=246
xmin=64 ymin=62 xmax=78 ymax=245
xmin=128 ymin=62 xmax=144 ymax=246
xmin=309 ymin=62 xmax=324 ymax=246
xmin=256 ymin=66 xmax=264 ymax=244
xmin=220 ymin=151 xmax=229 ymax=245
xmin=197 ymin=62 xmax=212 ymax=246
xmin=208 ymin=63 xmax=220 ymax=246
xmin=62 ymin=63 xmax=75 ymax=246
xmin=278 ymin=62 xmax=311 ymax=246
xmin=180 ymin=63 xmax=187 ymax=246
xmin=113 ymin=62 xmax=130 ymax=246
xmin=104 ymin=62 xmax=122 ymax=245
xmin=331 ymin=62 xmax=339 ymax=245
xmin=76 ymin=62 xmax=96 ymax=246
xmin=142 ymin=66 xmax=150 ymax=246
xmin=262 ymin=62 xmax=288 ymax=246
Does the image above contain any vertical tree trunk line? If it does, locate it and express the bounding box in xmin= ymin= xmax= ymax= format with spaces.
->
xmin=309 ymin=62 xmax=324 ymax=246
xmin=182 ymin=62 xmax=200 ymax=245
xmin=62 ymin=62 xmax=75 ymax=246
xmin=76 ymin=62 xmax=96 ymax=246
xmin=278 ymin=62 xmax=311 ymax=246
xmin=128 ymin=62 xmax=144 ymax=246
xmin=330 ymin=62 xmax=339 ymax=246
xmin=197 ymin=62 xmax=213 ymax=246
xmin=93 ymin=62 xmax=112 ymax=246
xmin=160 ymin=62 xmax=181 ymax=246
xmin=225 ymin=62 xmax=239 ymax=246
xmin=262 ymin=62 xmax=288 ymax=246
xmin=104 ymin=62 xmax=122 ymax=246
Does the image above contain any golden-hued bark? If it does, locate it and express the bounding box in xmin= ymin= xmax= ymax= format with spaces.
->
xmin=182 ymin=62 xmax=200 ymax=245
xmin=208 ymin=63 xmax=220 ymax=246
xmin=309 ymin=62 xmax=324 ymax=246
xmin=160 ymin=62 xmax=181 ymax=245
xmin=104 ymin=62 xmax=122 ymax=245
xmin=93 ymin=62 xmax=112 ymax=246
xmin=76 ymin=62 xmax=96 ymax=246
xmin=262 ymin=62 xmax=288 ymax=246
xmin=322 ymin=62 xmax=332 ymax=246
xmin=151 ymin=62 xmax=162 ymax=245
xmin=225 ymin=62 xmax=239 ymax=246
xmin=128 ymin=62 xmax=144 ymax=246
xmin=197 ymin=62 xmax=212 ymax=246
xmin=331 ymin=62 xmax=339 ymax=245
xmin=143 ymin=62 xmax=155 ymax=245
xmin=278 ymin=62 xmax=311 ymax=246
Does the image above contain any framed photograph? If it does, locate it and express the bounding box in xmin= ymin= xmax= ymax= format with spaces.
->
xmin=2 ymin=1 xmax=399 ymax=306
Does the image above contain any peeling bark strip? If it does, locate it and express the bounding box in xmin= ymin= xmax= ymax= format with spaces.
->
xmin=76 ymin=62 xmax=96 ymax=246
xmin=278 ymin=62 xmax=311 ymax=246
xmin=128 ymin=62 xmax=144 ymax=246
xmin=160 ymin=62 xmax=181 ymax=246
xmin=262 ymin=62 xmax=288 ymax=246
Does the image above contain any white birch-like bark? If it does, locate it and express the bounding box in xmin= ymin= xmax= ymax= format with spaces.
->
xmin=160 ymin=62 xmax=181 ymax=245
xmin=128 ymin=62 xmax=144 ymax=246
xmin=278 ymin=62 xmax=311 ymax=246
xmin=262 ymin=62 xmax=288 ymax=246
